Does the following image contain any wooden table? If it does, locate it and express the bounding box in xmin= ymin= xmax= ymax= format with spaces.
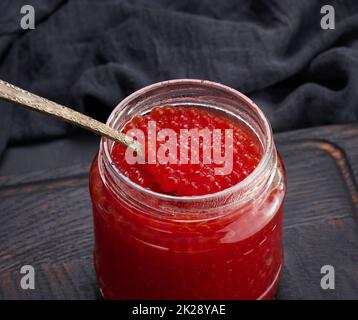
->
xmin=0 ymin=124 xmax=357 ymax=299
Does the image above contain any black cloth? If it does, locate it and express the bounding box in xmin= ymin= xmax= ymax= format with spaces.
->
xmin=0 ymin=0 xmax=357 ymax=156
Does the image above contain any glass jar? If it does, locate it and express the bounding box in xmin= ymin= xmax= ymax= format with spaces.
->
xmin=89 ymin=79 xmax=286 ymax=300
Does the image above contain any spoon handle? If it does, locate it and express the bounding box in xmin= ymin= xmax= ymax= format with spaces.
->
xmin=0 ymin=79 xmax=134 ymax=147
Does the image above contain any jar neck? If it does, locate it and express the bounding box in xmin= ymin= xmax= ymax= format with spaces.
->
xmin=98 ymin=79 xmax=276 ymax=220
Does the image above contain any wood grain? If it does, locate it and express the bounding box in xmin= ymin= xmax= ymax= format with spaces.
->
xmin=0 ymin=124 xmax=357 ymax=299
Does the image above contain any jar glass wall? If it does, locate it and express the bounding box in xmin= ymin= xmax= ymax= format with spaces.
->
xmin=89 ymin=79 xmax=286 ymax=300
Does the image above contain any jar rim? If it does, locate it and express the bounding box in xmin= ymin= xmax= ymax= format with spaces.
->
xmin=101 ymin=79 xmax=274 ymax=203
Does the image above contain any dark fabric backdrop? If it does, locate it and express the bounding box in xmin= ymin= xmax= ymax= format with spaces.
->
xmin=0 ymin=0 xmax=357 ymax=156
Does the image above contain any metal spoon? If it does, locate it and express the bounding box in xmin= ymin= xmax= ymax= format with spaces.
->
xmin=0 ymin=79 xmax=139 ymax=151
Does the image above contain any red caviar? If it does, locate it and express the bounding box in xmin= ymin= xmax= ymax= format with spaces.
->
xmin=111 ymin=106 xmax=262 ymax=196
xmin=89 ymin=80 xmax=286 ymax=300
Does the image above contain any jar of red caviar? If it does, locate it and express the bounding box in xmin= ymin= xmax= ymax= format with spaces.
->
xmin=89 ymin=79 xmax=286 ymax=300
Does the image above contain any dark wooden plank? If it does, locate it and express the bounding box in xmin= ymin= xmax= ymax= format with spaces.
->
xmin=0 ymin=124 xmax=357 ymax=299
xmin=0 ymin=163 xmax=89 ymax=189
xmin=0 ymin=133 xmax=99 ymax=178
xmin=0 ymin=186 xmax=93 ymax=273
